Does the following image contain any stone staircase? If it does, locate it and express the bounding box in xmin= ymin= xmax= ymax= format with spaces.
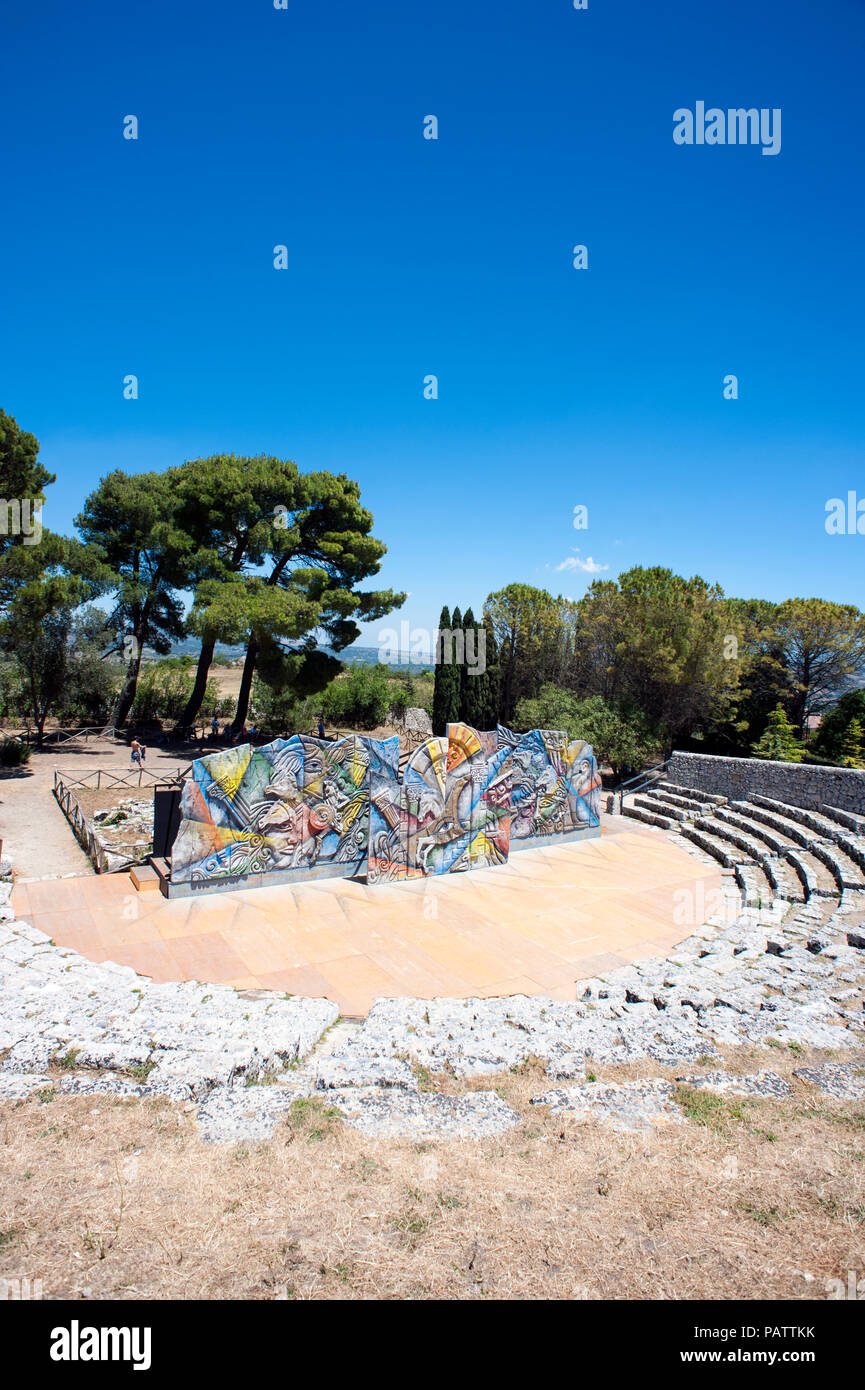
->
xmin=623 ymin=783 xmax=865 ymax=930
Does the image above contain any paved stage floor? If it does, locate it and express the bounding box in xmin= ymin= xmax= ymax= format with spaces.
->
xmin=11 ymin=820 xmax=721 ymax=1016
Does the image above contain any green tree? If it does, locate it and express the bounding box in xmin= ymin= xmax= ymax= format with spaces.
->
xmin=320 ymin=664 xmax=391 ymax=729
xmin=461 ymin=605 xmax=490 ymax=730
xmin=171 ymin=455 xmax=309 ymax=730
xmin=751 ymin=703 xmax=804 ymax=762
xmin=710 ymin=597 xmax=793 ymax=753
xmin=811 ymin=689 xmax=865 ymax=764
xmin=0 ymin=533 xmax=107 ymax=744
xmin=769 ymin=598 xmax=865 ymax=734
xmin=575 ymin=567 xmax=739 ymax=753
xmin=0 ymin=410 xmax=54 ymax=560
xmin=185 ymin=464 xmax=403 ymax=735
xmin=76 ymin=470 xmax=191 ymax=729
xmin=481 ymin=617 xmax=501 ymax=728
xmin=484 ymin=584 xmax=565 ymax=721
xmin=837 ymin=716 xmax=865 ymax=768
xmin=59 ymin=609 xmax=121 ymax=725
xmin=515 ymin=685 xmax=661 ymax=779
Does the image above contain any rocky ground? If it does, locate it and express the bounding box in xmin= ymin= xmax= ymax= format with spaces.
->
xmin=2 ymin=815 xmax=864 ymax=1143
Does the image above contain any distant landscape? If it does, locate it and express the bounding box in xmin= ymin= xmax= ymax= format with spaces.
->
xmin=164 ymin=638 xmax=434 ymax=672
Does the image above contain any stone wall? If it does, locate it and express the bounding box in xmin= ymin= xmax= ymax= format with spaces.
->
xmin=667 ymin=751 xmax=865 ymax=815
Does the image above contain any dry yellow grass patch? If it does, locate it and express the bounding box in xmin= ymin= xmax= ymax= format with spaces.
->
xmin=1 ymin=1049 xmax=863 ymax=1301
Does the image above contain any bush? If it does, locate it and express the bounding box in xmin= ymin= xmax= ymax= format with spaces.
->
xmin=320 ymin=665 xmax=391 ymax=730
xmin=131 ymin=663 xmax=195 ymax=723
xmin=250 ymin=678 xmax=318 ymax=736
xmin=514 ymin=686 xmax=662 ymax=779
xmin=0 ymin=737 xmax=31 ymax=767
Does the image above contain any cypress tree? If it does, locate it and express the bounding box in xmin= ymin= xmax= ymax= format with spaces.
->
xmin=482 ymin=617 xmax=501 ymax=729
xmin=448 ymin=607 xmax=463 ymax=728
xmin=432 ymin=604 xmax=452 ymax=735
xmin=462 ymin=605 xmax=485 ymax=729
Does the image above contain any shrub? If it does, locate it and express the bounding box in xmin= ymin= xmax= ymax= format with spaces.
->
xmin=131 ymin=663 xmax=195 ymax=723
xmin=0 ymin=738 xmax=31 ymax=767
xmin=320 ymin=665 xmax=391 ymax=730
xmin=514 ymin=686 xmax=661 ymax=779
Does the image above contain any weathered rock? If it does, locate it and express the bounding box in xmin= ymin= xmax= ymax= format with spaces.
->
xmin=675 ymin=1069 xmax=792 ymax=1099
xmin=531 ymin=1079 xmax=683 ymax=1132
xmin=0 ymin=1072 xmax=53 ymax=1100
xmin=793 ymin=1061 xmax=865 ymax=1100
xmin=327 ymin=1087 xmax=519 ymax=1140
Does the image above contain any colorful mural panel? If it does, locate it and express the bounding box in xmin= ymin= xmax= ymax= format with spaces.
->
xmin=170 ymin=724 xmax=601 ymax=890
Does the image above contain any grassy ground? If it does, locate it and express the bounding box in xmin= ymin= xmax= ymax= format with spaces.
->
xmin=1 ymin=1047 xmax=863 ymax=1301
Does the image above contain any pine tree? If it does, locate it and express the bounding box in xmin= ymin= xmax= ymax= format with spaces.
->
xmin=751 ymin=703 xmax=804 ymax=762
xmin=839 ymin=717 xmax=865 ymax=768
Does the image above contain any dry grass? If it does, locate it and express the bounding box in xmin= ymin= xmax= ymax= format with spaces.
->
xmin=1 ymin=1048 xmax=864 ymax=1301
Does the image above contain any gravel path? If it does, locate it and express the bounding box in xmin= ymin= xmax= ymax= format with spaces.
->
xmin=0 ymin=736 xmax=192 ymax=879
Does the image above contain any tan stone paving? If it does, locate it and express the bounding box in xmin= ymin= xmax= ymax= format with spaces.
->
xmin=10 ymin=820 xmax=721 ymax=1015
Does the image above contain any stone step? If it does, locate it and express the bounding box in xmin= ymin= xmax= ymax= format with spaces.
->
xmin=681 ymin=825 xmax=749 ymax=869
xmin=821 ymin=804 xmax=865 ymax=836
xmin=130 ymin=864 xmax=160 ymax=893
xmin=762 ymin=856 xmax=808 ymax=903
xmin=639 ymin=788 xmax=709 ymax=814
xmin=737 ymin=800 xmax=823 ymax=850
xmin=693 ymin=815 xmax=780 ymax=869
xmin=748 ymin=796 xmax=851 ymax=843
xmin=622 ymin=804 xmax=676 ymax=831
xmin=714 ymin=806 xmax=800 ymax=854
xmin=656 ymin=781 xmax=727 ymax=806
xmin=734 ymin=862 xmax=776 ymax=910
xmin=808 ymin=841 xmax=865 ymax=893
xmin=785 ymin=848 xmax=839 ymax=899
xmin=745 ymin=797 xmax=865 ymax=875
xmin=633 ymin=795 xmax=691 ymax=822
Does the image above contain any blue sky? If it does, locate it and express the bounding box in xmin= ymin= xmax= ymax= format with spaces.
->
xmin=2 ymin=0 xmax=863 ymax=647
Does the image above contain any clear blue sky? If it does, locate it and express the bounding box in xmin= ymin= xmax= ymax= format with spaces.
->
xmin=2 ymin=0 xmax=863 ymax=646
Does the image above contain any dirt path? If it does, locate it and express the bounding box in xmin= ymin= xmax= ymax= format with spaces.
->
xmin=0 ymin=737 xmax=193 ymax=880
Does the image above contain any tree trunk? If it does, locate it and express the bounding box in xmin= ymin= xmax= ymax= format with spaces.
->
xmin=175 ymin=637 xmax=216 ymax=731
xmin=231 ymin=633 xmax=258 ymax=735
xmin=107 ymin=642 xmax=143 ymax=731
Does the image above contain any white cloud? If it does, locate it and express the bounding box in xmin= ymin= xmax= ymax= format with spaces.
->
xmin=552 ymin=549 xmax=609 ymax=574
